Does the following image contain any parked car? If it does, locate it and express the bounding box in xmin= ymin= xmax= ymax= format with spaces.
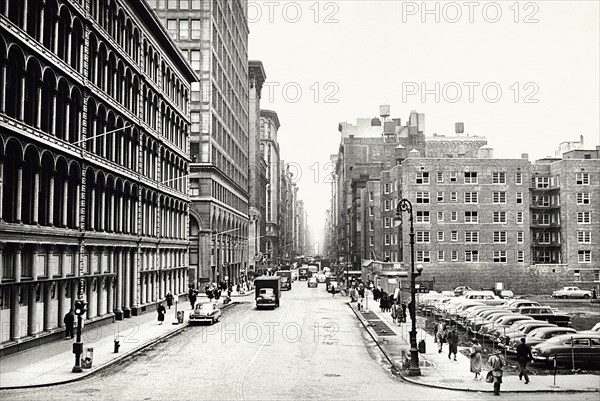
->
xmin=453 ymin=286 xmax=472 ymax=296
xmin=307 ymin=277 xmax=318 ymax=288
xmin=486 ymin=315 xmax=535 ymax=340
xmin=531 ymin=333 xmax=600 ymax=366
xmin=189 ymin=302 xmax=222 ymax=325
xmin=479 ymin=315 xmax=533 ymax=339
xmin=505 ymin=299 xmax=541 ymax=311
xmin=517 ymin=306 xmax=571 ymax=327
xmin=497 ymin=290 xmax=515 ymax=299
xmin=509 ymin=326 xmax=577 ymax=353
xmin=463 ymin=291 xmax=506 ymax=306
xmin=552 ymin=287 xmax=593 ymax=299
xmin=497 ymin=321 xmax=557 ymax=347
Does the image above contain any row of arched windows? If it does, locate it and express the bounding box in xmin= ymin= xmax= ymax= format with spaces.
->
xmin=0 ymin=136 xmax=187 ymax=240
xmin=0 ymin=40 xmax=188 ymax=190
xmin=2 ymin=0 xmax=190 ymax=155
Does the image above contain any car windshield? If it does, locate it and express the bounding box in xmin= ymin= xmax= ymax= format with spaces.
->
xmin=197 ymin=304 xmax=214 ymax=312
xmin=260 ymin=289 xmax=274 ymax=295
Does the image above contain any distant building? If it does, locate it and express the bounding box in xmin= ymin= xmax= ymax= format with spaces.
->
xmin=331 ymin=106 xmax=600 ymax=294
xmin=554 ymin=135 xmax=585 ymax=158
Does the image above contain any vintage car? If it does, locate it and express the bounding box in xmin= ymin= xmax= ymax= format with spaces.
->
xmin=552 ymin=287 xmax=593 ymax=299
xmin=497 ymin=321 xmax=557 ymax=347
xmin=531 ymin=333 xmax=600 ymax=366
xmin=189 ymin=302 xmax=222 ymax=325
xmin=579 ymin=322 xmax=600 ymax=335
xmin=453 ymin=286 xmax=472 ymax=297
xmin=307 ymin=277 xmax=318 ymax=288
xmin=508 ymin=326 xmax=577 ymax=353
xmin=517 ymin=306 xmax=571 ymax=327
xmin=317 ymin=273 xmax=327 ymax=283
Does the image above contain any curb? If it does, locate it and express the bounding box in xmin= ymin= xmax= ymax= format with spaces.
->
xmin=0 ymin=301 xmax=239 ymax=391
xmin=348 ymin=303 xmax=598 ymax=393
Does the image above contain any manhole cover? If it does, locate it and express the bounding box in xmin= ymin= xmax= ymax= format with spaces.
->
xmin=323 ymin=373 xmax=341 ymax=377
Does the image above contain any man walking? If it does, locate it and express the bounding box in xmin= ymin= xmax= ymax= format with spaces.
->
xmin=487 ymin=350 xmax=505 ymax=396
xmin=64 ymin=308 xmax=75 ymax=339
xmin=448 ymin=328 xmax=459 ymax=361
xmin=516 ymin=337 xmax=533 ymax=384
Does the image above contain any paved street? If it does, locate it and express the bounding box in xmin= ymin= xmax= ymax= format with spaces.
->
xmin=1 ymin=284 xmax=598 ymax=401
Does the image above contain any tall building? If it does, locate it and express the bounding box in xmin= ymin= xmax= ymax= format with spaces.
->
xmin=333 ymin=108 xmax=426 ymax=269
xmin=0 ymin=0 xmax=195 ymax=351
xmin=260 ymin=110 xmax=281 ymax=263
xmin=149 ymin=0 xmax=250 ymax=286
xmin=248 ymin=61 xmax=267 ymax=273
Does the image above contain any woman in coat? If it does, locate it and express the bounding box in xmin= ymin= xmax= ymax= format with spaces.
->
xmin=157 ymin=303 xmax=166 ymax=325
xmin=165 ymin=292 xmax=174 ymax=309
xmin=470 ymin=338 xmax=483 ymax=380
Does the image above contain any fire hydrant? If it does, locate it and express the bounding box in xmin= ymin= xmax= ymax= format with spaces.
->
xmin=114 ymin=337 xmax=121 ymax=353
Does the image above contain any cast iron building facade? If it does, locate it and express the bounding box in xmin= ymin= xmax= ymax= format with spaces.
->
xmin=247 ymin=60 xmax=267 ymax=272
xmin=0 ymin=0 xmax=195 ymax=349
xmin=149 ymin=0 xmax=250 ymax=286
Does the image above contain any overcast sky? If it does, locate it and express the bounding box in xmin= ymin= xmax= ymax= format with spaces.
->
xmin=248 ymin=0 xmax=600 ymax=248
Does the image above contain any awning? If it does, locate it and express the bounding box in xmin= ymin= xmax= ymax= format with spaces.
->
xmin=362 ymin=259 xmax=373 ymax=267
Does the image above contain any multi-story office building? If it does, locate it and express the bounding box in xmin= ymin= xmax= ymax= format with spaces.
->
xmin=260 ymin=110 xmax=281 ymax=263
xmin=0 ymin=0 xmax=195 ymax=351
xmin=149 ymin=0 xmax=250 ymax=286
xmin=247 ymin=61 xmax=267 ymax=273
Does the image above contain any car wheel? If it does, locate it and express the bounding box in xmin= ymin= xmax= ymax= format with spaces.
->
xmin=583 ymin=294 xmax=590 ymax=299
xmin=561 ymin=295 xmax=567 ymax=299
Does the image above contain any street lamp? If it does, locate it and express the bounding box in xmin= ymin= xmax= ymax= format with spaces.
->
xmin=72 ymin=298 xmax=87 ymax=372
xmin=394 ymin=198 xmax=424 ymax=376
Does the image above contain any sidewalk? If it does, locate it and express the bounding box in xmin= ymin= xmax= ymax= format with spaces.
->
xmin=0 ymin=290 xmax=254 ymax=390
xmin=350 ymin=293 xmax=599 ymax=393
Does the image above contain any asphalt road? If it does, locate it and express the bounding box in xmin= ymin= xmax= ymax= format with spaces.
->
xmin=1 ymin=283 xmax=597 ymax=401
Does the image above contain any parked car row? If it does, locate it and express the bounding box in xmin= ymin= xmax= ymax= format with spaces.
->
xmin=416 ymin=291 xmax=600 ymax=366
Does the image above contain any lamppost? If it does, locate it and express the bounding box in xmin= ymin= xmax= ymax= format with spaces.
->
xmin=394 ymin=198 xmax=424 ymax=376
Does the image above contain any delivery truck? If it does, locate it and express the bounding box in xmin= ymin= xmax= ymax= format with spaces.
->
xmin=254 ymin=276 xmax=281 ymax=309
xmin=277 ymin=270 xmax=293 ymax=290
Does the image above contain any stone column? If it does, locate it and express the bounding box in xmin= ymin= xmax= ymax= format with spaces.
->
xmin=36 ymin=83 xmax=43 ymax=129
xmin=131 ymin=246 xmax=139 ymax=314
xmin=114 ymin=249 xmax=123 ymax=320
xmin=123 ymin=249 xmax=131 ymax=318
xmin=16 ymin=167 xmax=23 ymax=222
xmin=32 ymin=171 xmax=40 ymax=224
xmin=11 ymin=285 xmax=21 ymax=340
xmin=48 ymin=176 xmax=54 ymax=226
xmin=28 ymin=284 xmax=39 ymax=336
xmin=0 ymin=62 xmax=6 ymax=113
xmin=106 ymin=249 xmax=114 ymax=314
xmin=43 ymin=282 xmax=52 ymax=331
xmin=99 ymin=188 xmax=105 ymax=231
xmin=19 ymin=75 xmax=25 ymax=121
xmin=89 ymin=186 xmax=95 ymax=230
xmin=62 ymin=179 xmax=68 ymax=227
xmin=0 ymin=162 xmax=3 ymax=221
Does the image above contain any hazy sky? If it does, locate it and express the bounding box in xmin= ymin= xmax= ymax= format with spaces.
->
xmin=248 ymin=0 xmax=600 ymax=246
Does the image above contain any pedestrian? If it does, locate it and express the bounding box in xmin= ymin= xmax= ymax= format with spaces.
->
xmin=189 ymin=290 xmax=197 ymax=309
xmin=64 ymin=308 xmax=75 ymax=339
xmin=215 ymin=288 xmax=221 ymax=301
xmin=470 ymin=338 xmax=483 ymax=380
xmin=434 ymin=321 xmax=446 ymax=353
xmin=236 ymin=283 xmax=241 ymax=294
xmin=331 ymin=283 xmax=336 ymax=296
xmin=373 ymin=287 xmax=380 ymax=302
xmin=516 ymin=337 xmax=533 ymax=384
xmin=401 ymin=302 xmax=407 ymax=323
xmin=358 ymin=296 xmax=363 ymax=311
xmin=487 ymin=350 xmax=506 ymax=396
xmin=391 ymin=301 xmax=400 ymax=324
xmin=157 ymin=303 xmax=166 ymax=325
xmin=592 ymin=287 xmax=597 ymax=301
xmin=165 ymin=291 xmax=174 ymax=309
xmin=448 ymin=328 xmax=459 ymax=361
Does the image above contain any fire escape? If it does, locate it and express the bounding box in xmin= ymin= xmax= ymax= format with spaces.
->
xmin=530 ymin=177 xmax=562 ymax=264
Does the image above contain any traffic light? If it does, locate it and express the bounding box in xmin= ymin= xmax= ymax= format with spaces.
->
xmin=74 ymin=299 xmax=87 ymax=316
